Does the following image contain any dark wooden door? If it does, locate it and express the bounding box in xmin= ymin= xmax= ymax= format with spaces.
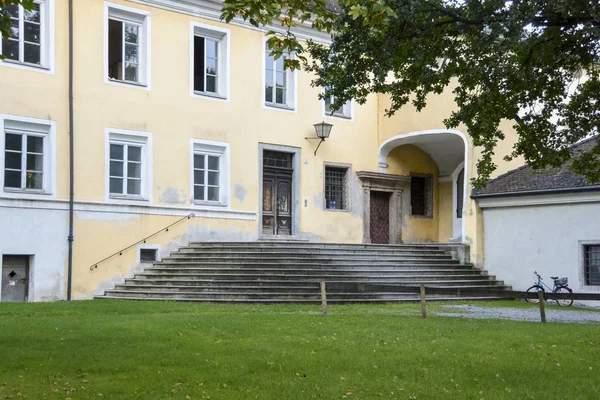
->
xmin=370 ymin=191 xmax=390 ymax=244
xmin=262 ymin=170 xmax=292 ymax=235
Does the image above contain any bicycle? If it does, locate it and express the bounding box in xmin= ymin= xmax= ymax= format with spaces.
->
xmin=525 ymin=271 xmax=573 ymax=307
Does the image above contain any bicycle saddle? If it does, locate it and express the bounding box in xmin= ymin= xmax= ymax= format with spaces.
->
xmin=551 ymin=276 xmax=558 ymax=280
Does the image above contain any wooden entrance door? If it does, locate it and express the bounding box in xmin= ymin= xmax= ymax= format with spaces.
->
xmin=1 ymin=255 xmax=29 ymax=302
xmin=370 ymin=191 xmax=390 ymax=244
xmin=262 ymin=151 xmax=293 ymax=235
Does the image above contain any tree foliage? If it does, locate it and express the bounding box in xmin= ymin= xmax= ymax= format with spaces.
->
xmin=0 ymin=0 xmax=35 ymax=41
xmin=222 ymin=0 xmax=600 ymax=187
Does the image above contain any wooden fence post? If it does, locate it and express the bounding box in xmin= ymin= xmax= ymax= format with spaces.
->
xmin=420 ymin=284 xmax=427 ymax=319
xmin=538 ymin=290 xmax=546 ymax=323
xmin=320 ymin=281 xmax=328 ymax=315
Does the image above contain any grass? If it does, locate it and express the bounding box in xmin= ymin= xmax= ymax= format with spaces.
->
xmin=0 ymin=300 xmax=599 ymax=400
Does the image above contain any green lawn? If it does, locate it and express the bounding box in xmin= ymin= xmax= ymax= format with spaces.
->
xmin=0 ymin=300 xmax=598 ymax=400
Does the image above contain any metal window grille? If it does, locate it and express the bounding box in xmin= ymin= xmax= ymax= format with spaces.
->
xmin=585 ymin=245 xmax=600 ymax=285
xmin=263 ymin=150 xmax=293 ymax=169
xmin=411 ymin=175 xmax=432 ymax=217
xmin=325 ymin=167 xmax=347 ymax=210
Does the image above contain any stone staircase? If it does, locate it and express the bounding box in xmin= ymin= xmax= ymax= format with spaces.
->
xmin=95 ymin=242 xmax=510 ymax=303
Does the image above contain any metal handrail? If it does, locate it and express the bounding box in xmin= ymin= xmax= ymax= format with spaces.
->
xmin=89 ymin=213 xmax=195 ymax=271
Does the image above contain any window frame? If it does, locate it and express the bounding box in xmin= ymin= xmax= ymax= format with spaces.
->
xmin=323 ymin=88 xmax=353 ymax=121
xmin=104 ymin=2 xmax=151 ymax=90
xmin=105 ymin=128 xmax=153 ymax=204
xmin=0 ymin=114 xmax=56 ymax=199
xmin=262 ymin=38 xmax=297 ymax=112
xmin=137 ymin=244 xmax=160 ymax=264
xmin=189 ymin=138 xmax=230 ymax=207
xmin=410 ymin=173 xmax=433 ymax=218
xmin=0 ymin=0 xmax=54 ymax=74
xmin=323 ymin=163 xmax=351 ymax=212
xmin=189 ymin=22 xmax=230 ymax=102
xmin=583 ymin=243 xmax=600 ymax=287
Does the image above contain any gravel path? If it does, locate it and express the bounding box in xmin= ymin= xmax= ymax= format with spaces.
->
xmin=438 ymin=304 xmax=600 ymax=324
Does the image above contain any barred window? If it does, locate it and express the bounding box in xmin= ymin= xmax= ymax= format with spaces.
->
xmin=325 ymin=166 xmax=348 ymax=210
xmin=584 ymin=245 xmax=600 ymax=286
xmin=411 ymin=175 xmax=433 ymax=217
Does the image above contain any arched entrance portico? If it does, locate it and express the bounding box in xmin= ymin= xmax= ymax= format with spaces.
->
xmin=377 ymin=129 xmax=468 ymax=243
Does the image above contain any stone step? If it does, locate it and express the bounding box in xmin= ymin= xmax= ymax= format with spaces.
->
xmin=187 ymin=242 xmax=458 ymax=249
xmin=155 ymin=261 xmax=463 ymax=268
xmin=142 ymin=267 xmax=485 ymax=275
xmin=166 ymin=254 xmax=454 ymax=261
xmin=176 ymin=249 xmax=451 ymax=256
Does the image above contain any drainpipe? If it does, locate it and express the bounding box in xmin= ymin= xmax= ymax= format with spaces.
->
xmin=67 ymin=0 xmax=74 ymax=301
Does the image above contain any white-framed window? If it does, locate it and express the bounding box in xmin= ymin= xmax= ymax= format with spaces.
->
xmin=104 ymin=2 xmax=151 ymax=88
xmin=263 ymin=39 xmax=296 ymax=110
xmin=190 ymin=22 xmax=230 ymax=100
xmin=0 ymin=115 xmax=55 ymax=198
xmin=324 ymin=87 xmax=353 ymax=120
xmin=137 ymin=244 xmax=160 ymax=264
xmin=0 ymin=0 xmax=54 ymax=73
xmin=190 ymin=139 xmax=230 ymax=206
xmin=105 ymin=128 xmax=152 ymax=203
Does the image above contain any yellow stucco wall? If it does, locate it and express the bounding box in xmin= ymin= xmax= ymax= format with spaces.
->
xmin=438 ymin=181 xmax=453 ymax=242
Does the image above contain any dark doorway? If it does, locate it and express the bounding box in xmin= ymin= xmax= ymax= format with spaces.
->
xmin=370 ymin=191 xmax=390 ymax=244
xmin=1 ymin=255 xmax=29 ymax=302
xmin=262 ymin=151 xmax=293 ymax=235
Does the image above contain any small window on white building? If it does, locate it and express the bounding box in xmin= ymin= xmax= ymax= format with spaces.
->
xmin=191 ymin=23 xmax=229 ymax=99
xmin=264 ymin=41 xmax=295 ymax=109
xmin=106 ymin=129 xmax=152 ymax=202
xmin=2 ymin=117 xmax=53 ymax=194
xmin=584 ymin=245 xmax=600 ymax=286
xmin=0 ymin=0 xmax=52 ymax=70
xmin=190 ymin=139 xmax=229 ymax=206
xmin=105 ymin=2 xmax=150 ymax=87
xmin=139 ymin=248 xmax=157 ymax=263
xmin=324 ymin=87 xmax=352 ymax=119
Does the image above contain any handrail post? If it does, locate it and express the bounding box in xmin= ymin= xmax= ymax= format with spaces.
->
xmin=538 ymin=291 xmax=546 ymax=323
xmin=420 ymin=284 xmax=427 ymax=319
xmin=320 ymin=281 xmax=328 ymax=315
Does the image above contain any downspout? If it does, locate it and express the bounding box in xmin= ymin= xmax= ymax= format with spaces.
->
xmin=67 ymin=0 xmax=74 ymax=300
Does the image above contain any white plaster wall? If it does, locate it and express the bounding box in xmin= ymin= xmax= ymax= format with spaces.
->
xmin=0 ymin=206 xmax=68 ymax=301
xmin=483 ymin=201 xmax=600 ymax=305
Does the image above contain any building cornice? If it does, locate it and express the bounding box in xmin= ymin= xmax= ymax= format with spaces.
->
xmin=476 ymin=190 xmax=600 ymax=209
xmin=127 ymin=0 xmax=332 ymax=44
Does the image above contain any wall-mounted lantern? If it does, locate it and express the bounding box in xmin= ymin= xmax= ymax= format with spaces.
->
xmin=306 ymin=121 xmax=333 ymax=155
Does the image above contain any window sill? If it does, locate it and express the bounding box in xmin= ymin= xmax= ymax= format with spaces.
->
xmin=324 ymin=208 xmax=349 ymax=213
xmin=193 ymin=200 xmax=228 ymax=207
xmin=324 ymin=112 xmax=352 ymax=121
xmin=192 ymin=90 xmax=228 ymax=102
xmin=0 ymin=59 xmax=53 ymax=74
xmin=265 ymin=102 xmax=295 ymax=112
xmin=4 ymin=188 xmax=51 ymax=195
xmin=109 ymin=194 xmax=148 ymax=201
xmin=106 ymin=77 xmax=149 ymax=90
xmin=411 ymin=214 xmax=434 ymax=220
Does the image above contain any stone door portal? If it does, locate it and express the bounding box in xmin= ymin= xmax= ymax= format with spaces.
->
xmin=1 ymin=255 xmax=29 ymax=302
xmin=369 ymin=191 xmax=391 ymax=244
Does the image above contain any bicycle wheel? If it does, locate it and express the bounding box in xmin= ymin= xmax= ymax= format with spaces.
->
xmin=554 ymin=287 xmax=573 ymax=307
xmin=525 ymin=285 xmax=544 ymax=303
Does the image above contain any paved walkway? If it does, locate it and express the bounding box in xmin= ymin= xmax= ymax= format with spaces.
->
xmin=438 ymin=304 xmax=600 ymax=324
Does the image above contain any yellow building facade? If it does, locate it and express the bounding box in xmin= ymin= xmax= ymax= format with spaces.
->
xmin=0 ymin=0 xmax=520 ymax=301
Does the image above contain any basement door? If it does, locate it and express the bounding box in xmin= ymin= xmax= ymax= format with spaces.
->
xmin=262 ymin=151 xmax=293 ymax=235
xmin=370 ymin=191 xmax=390 ymax=244
xmin=1 ymin=255 xmax=29 ymax=302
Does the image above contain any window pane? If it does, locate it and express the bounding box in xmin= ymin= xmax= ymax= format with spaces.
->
xmin=208 ymin=171 xmax=219 ymax=186
xmin=194 ymin=154 xmax=205 ymax=169
xmin=206 ymin=39 xmax=218 ymax=58
xmin=26 ymin=172 xmax=42 ymax=189
xmin=265 ymin=85 xmax=273 ymax=103
xmin=194 ymin=185 xmax=204 ymax=201
xmin=110 ymin=177 xmax=123 ymax=194
xmin=26 ymin=154 xmax=43 ymax=171
xmin=208 ymin=186 xmax=219 ymax=201
xmin=206 ymin=75 xmax=217 ymax=93
xmin=108 ymin=19 xmax=123 ymax=80
xmin=125 ymin=63 xmax=138 ymax=82
xmin=275 ymin=56 xmax=284 ymax=72
xmin=125 ymin=43 xmax=138 ymax=63
xmin=2 ymin=38 xmax=19 ymax=61
xmin=23 ymin=5 xmax=40 ymax=23
xmin=110 ymin=144 xmax=124 ymax=160
xmin=4 ymin=170 xmax=21 ymax=188
xmin=27 ymin=136 xmax=44 ymax=153
xmin=124 ymin=23 xmax=138 ymax=44
xmin=193 ymin=36 xmax=205 ymax=92
xmin=5 ymin=133 xmax=22 ymax=151
xmin=276 ymin=71 xmax=285 ymax=87
xmin=24 ymin=43 xmax=41 ymax=64
xmin=5 ymin=152 xmax=21 ymax=169
xmin=24 ymin=22 xmax=41 ymax=44
xmin=208 ymin=156 xmax=219 ymax=170
xmin=128 ymin=146 xmax=142 ymax=162
xmin=4 ymin=4 xmax=19 ymax=18
xmin=109 ymin=160 xmax=123 ymax=177
xmin=205 ymin=57 xmax=217 ymax=76
xmin=127 ymin=179 xmax=141 ymax=195
xmin=265 ymin=51 xmax=274 ymax=67
xmin=276 ymin=87 xmax=285 ymax=104
xmin=8 ymin=17 xmax=19 ymax=39
xmin=127 ymin=162 xmax=141 ymax=178
xmin=194 ymin=170 xmax=204 ymax=185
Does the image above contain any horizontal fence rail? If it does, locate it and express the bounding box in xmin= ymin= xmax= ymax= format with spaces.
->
xmin=89 ymin=213 xmax=195 ymax=271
